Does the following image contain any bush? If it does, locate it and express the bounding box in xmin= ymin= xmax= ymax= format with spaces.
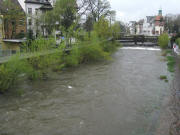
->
xmin=175 ymin=38 xmax=180 ymax=47
xmin=63 ymin=46 xmax=81 ymax=67
xmin=23 ymin=37 xmax=59 ymax=79
xmin=79 ymin=40 xmax=110 ymax=63
xmin=0 ymin=55 xmax=33 ymax=92
xmin=166 ymin=56 xmax=175 ymax=72
xmin=158 ymin=33 xmax=169 ymax=49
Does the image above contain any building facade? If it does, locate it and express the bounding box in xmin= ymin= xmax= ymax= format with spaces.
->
xmin=130 ymin=10 xmax=165 ymax=36
xmin=25 ymin=0 xmax=53 ymax=38
xmin=0 ymin=0 xmax=27 ymax=51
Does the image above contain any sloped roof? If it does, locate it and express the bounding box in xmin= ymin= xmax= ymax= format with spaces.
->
xmin=25 ymin=0 xmax=51 ymax=5
xmin=155 ymin=15 xmax=163 ymax=21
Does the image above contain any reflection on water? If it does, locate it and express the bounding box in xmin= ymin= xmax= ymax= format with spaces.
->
xmin=0 ymin=47 xmax=171 ymax=135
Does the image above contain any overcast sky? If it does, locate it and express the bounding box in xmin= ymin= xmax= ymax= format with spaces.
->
xmin=108 ymin=0 xmax=180 ymax=23
xmin=19 ymin=0 xmax=180 ymax=23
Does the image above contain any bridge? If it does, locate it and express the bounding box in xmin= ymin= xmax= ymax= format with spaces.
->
xmin=116 ymin=35 xmax=158 ymax=47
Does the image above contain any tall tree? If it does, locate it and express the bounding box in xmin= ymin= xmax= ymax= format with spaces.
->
xmin=43 ymin=0 xmax=77 ymax=34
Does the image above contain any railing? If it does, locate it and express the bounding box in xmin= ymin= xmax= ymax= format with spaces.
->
xmin=0 ymin=50 xmax=17 ymax=57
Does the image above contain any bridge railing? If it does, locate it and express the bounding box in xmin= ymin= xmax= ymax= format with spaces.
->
xmin=117 ymin=35 xmax=158 ymax=43
xmin=0 ymin=50 xmax=17 ymax=57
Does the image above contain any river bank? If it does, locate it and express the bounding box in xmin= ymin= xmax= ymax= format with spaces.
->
xmin=169 ymin=54 xmax=180 ymax=135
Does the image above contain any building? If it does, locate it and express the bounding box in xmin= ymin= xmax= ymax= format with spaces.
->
xmin=0 ymin=0 xmax=27 ymax=52
xmin=25 ymin=0 xmax=53 ymax=38
xmin=154 ymin=9 xmax=164 ymax=35
xmin=130 ymin=9 xmax=165 ymax=36
xmin=136 ymin=19 xmax=144 ymax=35
xmin=142 ymin=16 xmax=155 ymax=36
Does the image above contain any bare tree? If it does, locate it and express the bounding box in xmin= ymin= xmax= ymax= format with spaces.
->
xmin=77 ymin=0 xmax=114 ymax=22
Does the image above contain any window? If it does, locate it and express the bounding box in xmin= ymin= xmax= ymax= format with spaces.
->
xmin=28 ymin=19 xmax=32 ymax=25
xmin=28 ymin=8 xmax=32 ymax=15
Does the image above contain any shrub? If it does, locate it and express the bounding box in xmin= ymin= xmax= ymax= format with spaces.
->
xmin=0 ymin=55 xmax=33 ymax=92
xmin=79 ymin=40 xmax=110 ymax=63
xmin=158 ymin=33 xmax=169 ymax=49
xmin=23 ymin=37 xmax=59 ymax=79
xmin=166 ymin=56 xmax=175 ymax=72
xmin=63 ymin=45 xmax=81 ymax=67
xmin=175 ymin=38 xmax=180 ymax=47
xmin=160 ymin=75 xmax=167 ymax=80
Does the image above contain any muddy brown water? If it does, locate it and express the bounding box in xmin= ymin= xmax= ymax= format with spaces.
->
xmin=0 ymin=47 xmax=172 ymax=135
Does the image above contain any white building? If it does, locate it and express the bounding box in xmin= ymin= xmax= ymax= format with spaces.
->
xmin=130 ymin=10 xmax=165 ymax=36
xmin=142 ymin=16 xmax=155 ymax=36
xmin=24 ymin=0 xmax=53 ymax=38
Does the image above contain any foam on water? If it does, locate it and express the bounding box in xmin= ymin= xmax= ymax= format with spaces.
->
xmin=121 ymin=47 xmax=161 ymax=51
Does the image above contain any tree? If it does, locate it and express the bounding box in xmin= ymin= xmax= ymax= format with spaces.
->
xmin=93 ymin=17 xmax=112 ymax=39
xmin=44 ymin=0 xmax=77 ymax=32
xmin=111 ymin=21 xmax=121 ymax=39
xmin=165 ymin=14 xmax=180 ymax=33
xmin=77 ymin=0 xmax=114 ymax=22
xmin=83 ymin=15 xmax=94 ymax=36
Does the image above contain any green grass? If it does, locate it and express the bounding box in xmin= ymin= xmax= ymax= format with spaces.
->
xmin=161 ymin=50 xmax=172 ymax=56
xmin=160 ymin=75 xmax=167 ymax=80
xmin=166 ymin=56 xmax=176 ymax=73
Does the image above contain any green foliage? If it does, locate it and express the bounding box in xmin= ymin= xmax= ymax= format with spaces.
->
xmin=0 ymin=55 xmax=32 ymax=92
xmin=0 ymin=13 xmax=122 ymax=93
xmin=79 ymin=40 xmax=110 ymax=63
xmin=158 ymin=33 xmax=169 ymax=49
xmin=93 ymin=17 xmax=112 ymax=39
xmin=43 ymin=0 xmax=77 ymax=34
xmin=166 ymin=56 xmax=176 ymax=72
xmin=111 ymin=22 xmax=121 ymax=39
xmin=159 ymin=75 xmax=167 ymax=80
xmin=175 ymin=38 xmax=180 ymax=47
xmin=63 ymin=46 xmax=81 ymax=67
xmin=21 ymin=37 xmax=61 ymax=80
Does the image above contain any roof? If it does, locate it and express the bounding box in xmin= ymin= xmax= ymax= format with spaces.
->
xmin=0 ymin=0 xmax=24 ymax=14
xmin=155 ymin=15 xmax=163 ymax=21
xmin=25 ymin=0 xmax=52 ymax=5
xmin=3 ymin=39 xmax=26 ymax=43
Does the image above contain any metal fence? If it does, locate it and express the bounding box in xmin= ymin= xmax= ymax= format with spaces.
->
xmin=0 ymin=50 xmax=17 ymax=57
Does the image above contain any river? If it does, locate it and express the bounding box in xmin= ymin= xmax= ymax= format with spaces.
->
xmin=0 ymin=47 xmax=172 ymax=135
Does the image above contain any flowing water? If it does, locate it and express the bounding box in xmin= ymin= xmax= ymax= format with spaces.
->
xmin=0 ymin=47 xmax=172 ymax=135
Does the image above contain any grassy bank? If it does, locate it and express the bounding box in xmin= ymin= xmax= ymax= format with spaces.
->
xmin=0 ymin=36 xmax=121 ymax=93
